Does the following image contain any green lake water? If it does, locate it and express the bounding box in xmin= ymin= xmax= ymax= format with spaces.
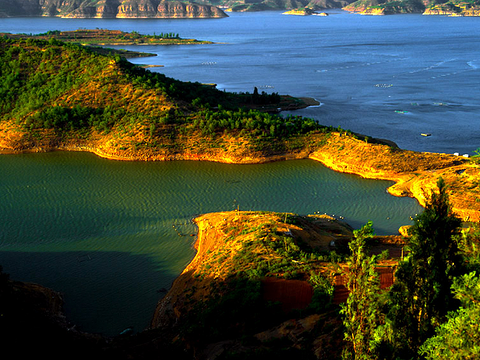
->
xmin=0 ymin=151 xmax=422 ymax=335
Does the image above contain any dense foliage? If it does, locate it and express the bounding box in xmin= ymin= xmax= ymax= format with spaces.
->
xmin=419 ymin=271 xmax=480 ymax=360
xmin=386 ymin=178 xmax=463 ymax=358
xmin=341 ymin=179 xmax=480 ymax=360
xmin=340 ymin=222 xmax=385 ymax=360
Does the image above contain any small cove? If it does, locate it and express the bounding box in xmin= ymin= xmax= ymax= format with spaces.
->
xmin=0 ymin=151 xmax=422 ymax=335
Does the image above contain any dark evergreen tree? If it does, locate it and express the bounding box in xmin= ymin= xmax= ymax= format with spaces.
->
xmin=386 ymin=178 xmax=462 ymax=359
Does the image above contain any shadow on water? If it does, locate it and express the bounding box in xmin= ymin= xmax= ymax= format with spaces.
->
xmin=0 ymin=251 xmax=179 ymax=336
xmin=0 ymin=152 xmax=423 ymax=336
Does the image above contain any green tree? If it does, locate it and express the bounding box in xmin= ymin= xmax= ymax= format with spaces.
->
xmin=457 ymin=223 xmax=480 ymax=271
xmin=386 ymin=178 xmax=462 ymax=359
xmin=340 ymin=221 xmax=384 ymax=360
xmin=419 ymin=271 xmax=480 ymax=359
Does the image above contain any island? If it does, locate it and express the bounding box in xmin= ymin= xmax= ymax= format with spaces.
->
xmin=1 ymin=29 xmax=214 ymax=46
xmin=283 ymin=7 xmax=316 ymax=15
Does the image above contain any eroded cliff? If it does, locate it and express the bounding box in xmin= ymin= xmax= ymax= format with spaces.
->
xmin=0 ymin=0 xmax=228 ymax=18
xmin=343 ymin=0 xmax=480 ymax=15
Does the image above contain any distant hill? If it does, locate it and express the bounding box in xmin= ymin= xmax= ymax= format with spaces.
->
xmin=0 ymin=0 xmax=228 ymax=18
xmin=217 ymin=0 xmax=354 ymax=12
xmin=343 ymin=0 xmax=480 ymax=15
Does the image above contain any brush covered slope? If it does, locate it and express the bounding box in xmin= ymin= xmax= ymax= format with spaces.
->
xmin=0 ymin=36 xmax=479 ymax=221
xmin=0 ymin=36 xmax=321 ymax=161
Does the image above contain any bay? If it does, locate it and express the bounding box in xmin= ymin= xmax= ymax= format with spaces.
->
xmin=0 ymin=152 xmax=422 ymax=335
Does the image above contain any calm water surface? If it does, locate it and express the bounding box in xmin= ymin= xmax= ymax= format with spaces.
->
xmin=0 ymin=11 xmax=475 ymax=335
xmin=0 ymin=152 xmax=422 ymax=335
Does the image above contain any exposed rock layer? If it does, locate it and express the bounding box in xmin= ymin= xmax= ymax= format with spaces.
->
xmin=343 ymin=0 xmax=480 ymax=15
xmin=0 ymin=0 xmax=228 ymax=18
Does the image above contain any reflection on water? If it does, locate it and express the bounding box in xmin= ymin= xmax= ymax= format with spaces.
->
xmin=0 ymin=151 xmax=422 ymax=335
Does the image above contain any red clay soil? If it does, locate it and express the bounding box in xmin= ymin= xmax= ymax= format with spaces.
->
xmin=261 ymin=278 xmax=314 ymax=312
xmin=333 ymin=267 xmax=395 ymax=305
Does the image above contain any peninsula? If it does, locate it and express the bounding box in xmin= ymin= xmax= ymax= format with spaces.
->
xmin=0 ymin=29 xmax=213 ymax=58
xmin=0 ymin=209 xmax=405 ymax=359
xmin=1 ymin=29 xmax=213 ymax=46
xmin=4 ymin=204 xmax=478 ymax=358
xmin=0 ymin=36 xmax=479 ymax=222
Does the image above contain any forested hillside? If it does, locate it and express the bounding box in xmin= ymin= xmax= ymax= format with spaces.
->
xmin=0 ymin=36 xmax=325 ymax=157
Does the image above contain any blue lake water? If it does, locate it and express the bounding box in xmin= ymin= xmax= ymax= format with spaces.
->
xmin=0 ymin=10 xmax=477 ymax=335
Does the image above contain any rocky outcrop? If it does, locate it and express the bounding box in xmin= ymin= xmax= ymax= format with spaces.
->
xmin=423 ymin=4 xmax=480 ymax=16
xmin=344 ymin=0 xmax=480 ymax=15
xmin=0 ymin=0 xmax=228 ymax=18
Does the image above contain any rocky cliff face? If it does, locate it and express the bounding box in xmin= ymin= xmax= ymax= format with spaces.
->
xmin=343 ymin=0 xmax=480 ymax=15
xmin=0 ymin=0 xmax=228 ymax=18
xmin=423 ymin=4 xmax=480 ymax=16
